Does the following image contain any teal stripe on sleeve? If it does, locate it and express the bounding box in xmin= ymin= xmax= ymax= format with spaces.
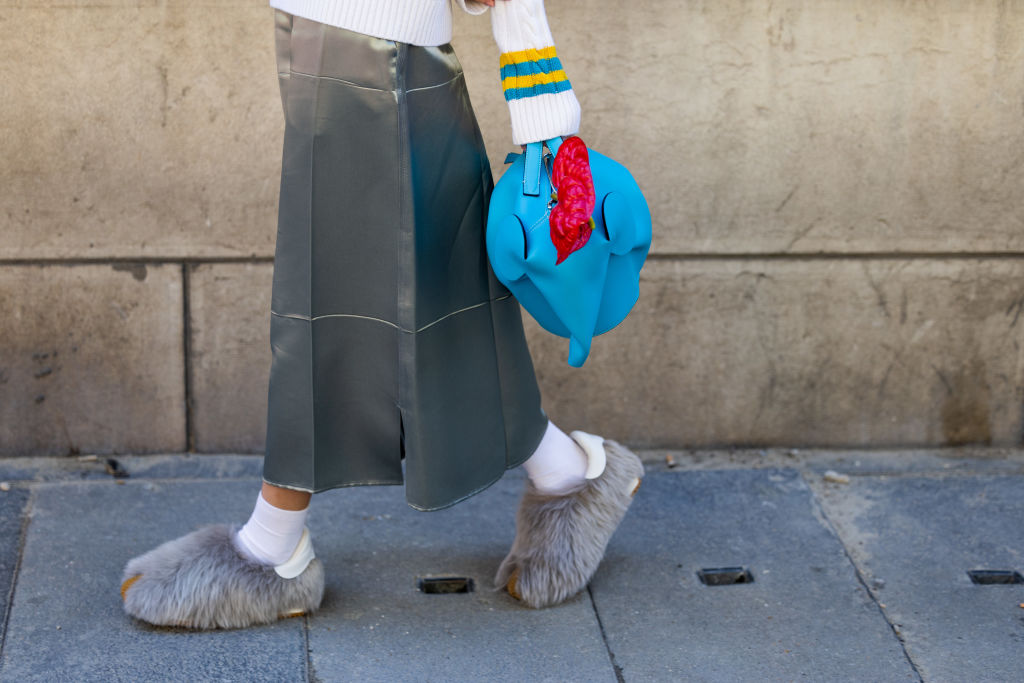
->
xmin=500 ymin=57 xmax=565 ymax=81
xmin=503 ymin=79 xmax=574 ymax=102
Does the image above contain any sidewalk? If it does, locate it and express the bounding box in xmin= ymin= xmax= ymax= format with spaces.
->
xmin=1 ymin=448 xmax=1022 ymax=682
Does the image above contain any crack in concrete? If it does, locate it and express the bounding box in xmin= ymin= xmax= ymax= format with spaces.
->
xmin=0 ymin=489 xmax=34 ymax=671
xmin=802 ymin=472 xmax=926 ymax=682
xmin=587 ymin=585 xmax=626 ymax=683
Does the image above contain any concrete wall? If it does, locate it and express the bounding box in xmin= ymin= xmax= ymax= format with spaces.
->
xmin=2 ymin=0 xmax=1023 ymax=456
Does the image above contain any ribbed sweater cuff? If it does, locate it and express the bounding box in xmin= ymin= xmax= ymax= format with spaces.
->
xmin=491 ymin=0 xmax=580 ymax=144
xmin=506 ymin=91 xmax=581 ymax=145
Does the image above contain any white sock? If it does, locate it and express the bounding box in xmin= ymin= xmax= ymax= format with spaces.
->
xmin=234 ymin=492 xmax=309 ymax=567
xmin=522 ymin=421 xmax=588 ymax=495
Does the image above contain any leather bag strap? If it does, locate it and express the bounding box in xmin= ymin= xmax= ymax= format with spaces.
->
xmin=522 ymin=137 xmax=564 ymax=197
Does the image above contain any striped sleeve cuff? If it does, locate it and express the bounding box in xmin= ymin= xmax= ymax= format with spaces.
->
xmin=500 ymin=47 xmax=571 ymax=100
xmin=491 ymin=0 xmax=581 ymax=145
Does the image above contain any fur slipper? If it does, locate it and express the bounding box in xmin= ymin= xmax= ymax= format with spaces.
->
xmin=495 ymin=432 xmax=644 ymax=608
xmin=121 ymin=524 xmax=324 ymax=629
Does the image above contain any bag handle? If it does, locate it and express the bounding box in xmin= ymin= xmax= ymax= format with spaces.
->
xmin=522 ymin=137 xmax=563 ymax=197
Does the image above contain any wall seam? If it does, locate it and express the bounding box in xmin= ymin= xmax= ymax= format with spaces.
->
xmin=0 ymin=257 xmax=274 ymax=266
xmin=644 ymin=251 xmax=1024 ymax=261
xmin=182 ymin=262 xmax=195 ymax=453
xmin=3 ymin=252 xmax=1024 ymax=267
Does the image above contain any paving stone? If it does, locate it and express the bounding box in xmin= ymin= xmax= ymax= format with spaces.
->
xmin=0 ymin=480 xmax=306 ymax=682
xmin=0 ymin=488 xmax=29 ymax=646
xmin=798 ymin=449 xmax=1024 ymax=478
xmin=188 ymin=262 xmax=273 ymax=452
xmin=588 ymin=469 xmax=914 ymax=681
xmin=647 ymin=447 xmax=1024 ymax=478
xmin=2 ymin=457 xmax=1022 ymax=682
xmin=0 ymin=454 xmax=263 ymax=484
xmin=816 ymin=475 xmax=1024 ymax=682
xmin=0 ymin=264 xmax=186 ymax=456
xmin=305 ymin=470 xmax=616 ymax=683
xmin=527 ymin=258 xmax=1024 ymax=448
xmin=108 ymin=454 xmax=264 ymax=482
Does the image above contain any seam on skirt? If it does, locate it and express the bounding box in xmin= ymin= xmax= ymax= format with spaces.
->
xmin=286 ymin=64 xmax=466 ymax=93
xmin=270 ymin=293 xmax=513 ymax=333
xmin=262 ymin=477 xmax=405 ymax=494
xmin=285 ymin=69 xmax=391 ymax=92
xmin=405 ymin=72 xmax=465 ymax=94
xmin=283 ymin=69 xmax=464 ymax=94
xmin=306 ymin=22 xmax=328 ymax=491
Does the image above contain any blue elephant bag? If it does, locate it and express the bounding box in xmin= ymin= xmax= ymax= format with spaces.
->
xmin=486 ymin=136 xmax=652 ymax=367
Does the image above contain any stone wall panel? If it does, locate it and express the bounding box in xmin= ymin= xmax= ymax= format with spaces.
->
xmin=527 ymin=258 xmax=1024 ymax=447
xmin=1 ymin=2 xmax=281 ymax=259
xmin=5 ymin=1 xmax=1022 ymax=259
xmin=0 ymin=264 xmax=185 ymax=455
xmin=187 ymin=262 xmax=271 ymax=452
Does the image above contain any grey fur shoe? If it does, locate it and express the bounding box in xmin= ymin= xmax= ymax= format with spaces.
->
xmin=121 ymin=524 xmax=324 ymax=629
xmin=495 ymin=431 xmax=644 ymax=608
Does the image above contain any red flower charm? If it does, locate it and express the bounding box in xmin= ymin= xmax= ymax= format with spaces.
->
xmin=549 ymin=136 xmax=596 ymax=264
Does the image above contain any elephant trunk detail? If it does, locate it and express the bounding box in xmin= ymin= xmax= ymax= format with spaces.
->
xmin=549 ymin=136 xmax=596 ymax=264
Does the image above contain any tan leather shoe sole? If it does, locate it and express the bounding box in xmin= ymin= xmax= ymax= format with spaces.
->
xmin=506 ymin=568 xmax=522 ymax=601
xmin=121 ymin=574 xmax=141 ymax=602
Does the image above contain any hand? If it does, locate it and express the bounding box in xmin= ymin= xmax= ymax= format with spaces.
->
xmin=478 ymin=0 xmax=510 ymax=6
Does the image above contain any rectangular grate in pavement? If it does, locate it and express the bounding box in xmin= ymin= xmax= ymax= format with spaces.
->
xmin=697 ymin=566 xmax=754 ymax=586
xmin=966 ymin=569 xmax=1024 ymax=585
xmin=418 ymin=576 xmax=475 ymax=594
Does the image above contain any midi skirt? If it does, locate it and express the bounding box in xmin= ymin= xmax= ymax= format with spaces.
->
xmin=263 ymin=11 xmax=548 ymax=511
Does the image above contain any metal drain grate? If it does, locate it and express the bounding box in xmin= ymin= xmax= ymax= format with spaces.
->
xmin=967 ymin=570 xmax=1024 ymax=585
xmin=418 ymin=577 xmax=475 ymax=594
xmin=697 ymin=567 xmax=754 ymax=586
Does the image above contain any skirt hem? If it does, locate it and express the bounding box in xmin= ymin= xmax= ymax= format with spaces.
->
xmin=261 ymin=418 xmax=545 ymax=511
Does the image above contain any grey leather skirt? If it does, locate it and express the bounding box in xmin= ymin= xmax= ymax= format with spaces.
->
xmin=263 ymin=11 xmax=547 ymax=511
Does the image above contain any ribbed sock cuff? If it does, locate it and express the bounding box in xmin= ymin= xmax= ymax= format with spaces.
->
xmin=522 ymin=420 xmax=588 ymax=495
xmin=235 ymin=492 xmax=310 ymax=567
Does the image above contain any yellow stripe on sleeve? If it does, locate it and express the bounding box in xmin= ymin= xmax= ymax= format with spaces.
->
xmin=499 ymin=46 xmax=559 ymax=68
xmin=502 ymin=70 xmax=569 ymax=92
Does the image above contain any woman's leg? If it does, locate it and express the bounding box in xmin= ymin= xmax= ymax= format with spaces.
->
xmin=261 ymin=481 xmax=312 ymax=510
xmin=120 ymin=11 xmax=332 ymax=630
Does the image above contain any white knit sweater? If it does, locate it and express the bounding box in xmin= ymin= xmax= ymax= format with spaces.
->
xmin=269 ymin=0 xmax=581 ymax=144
